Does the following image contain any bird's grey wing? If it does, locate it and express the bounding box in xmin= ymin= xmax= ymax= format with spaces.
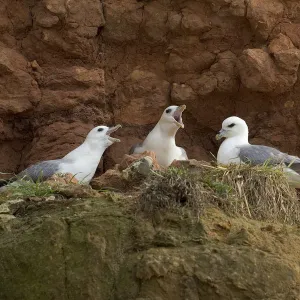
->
xmin=238 ymin=145 xmax=300 ymax=172
xmin=129 ymin=142 xmax=144 ymax=155
xmin=17 ymin=159 xmax=61 ymax=182
xmin=178 ymin=147 xmax=188 ymax=160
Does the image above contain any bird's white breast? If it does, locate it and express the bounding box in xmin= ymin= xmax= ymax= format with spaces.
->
xmin=143 ymin=130 xmax=182 ymax=167
xmin=58 ymin=155 xmax=99 ymax=183
xmin=59 ymin=143 xmax=104 ymax=183
xmin=217 ymin=138 xmax=242 ymax=165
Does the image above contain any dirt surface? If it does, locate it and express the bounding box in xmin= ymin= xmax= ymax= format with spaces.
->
xmin=1 ymin=0 xmax=300 ymax=176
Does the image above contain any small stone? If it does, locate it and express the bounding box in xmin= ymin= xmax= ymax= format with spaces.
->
xmin=123 ymin=156 xmax=154 ymax=180
xmin=31 ymin=60 xmax=42 ymax=71
xmin=0 ymin=214 xmax=15 ymax=221
xmin=45 ymin=196 xmax=56 ymax=201
xmin=0 ymin=203 xmax=10 ymax=214
xmin=119 ymin=151 xmax=160 ymax=171
xmin=132 ymin=156 xmax=153 ymax=176
xmin=29 ymin=197 xmax=43 ymax=202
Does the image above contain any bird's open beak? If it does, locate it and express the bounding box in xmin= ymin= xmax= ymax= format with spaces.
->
xmin=106 ymin=124 xmax=122 ymax=143
xmin=173 ymin=105 xmax=186 ymax=128
xmin=216 ymin=128 xmax=227 ymax=140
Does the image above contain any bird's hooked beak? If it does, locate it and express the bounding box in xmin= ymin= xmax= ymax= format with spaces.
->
xmin=173 ymin=105 xmax=186 ymax=128
xmin=106 ymin=124 xmax=122 ymax=143
xmin=216 ymin=128 xmax=227 ymax=140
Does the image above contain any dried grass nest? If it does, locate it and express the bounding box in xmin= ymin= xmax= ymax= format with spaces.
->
xmin=138 ymin=163 xmax=300 ymax=224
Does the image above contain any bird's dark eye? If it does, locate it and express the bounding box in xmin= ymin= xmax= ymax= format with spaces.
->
xmin=165 ymin=109 xmax=171 ymax=114
xmin=97 ymin=128 xmax=104 ymax=132
xmin=228 ymin=123 xmax=235 ymax=128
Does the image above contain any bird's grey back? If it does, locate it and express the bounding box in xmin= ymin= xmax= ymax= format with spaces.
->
xmin=239 ymin=144 xmax=300 ymax=171
xmin=17 ymin=159 xmax=62 ymax=182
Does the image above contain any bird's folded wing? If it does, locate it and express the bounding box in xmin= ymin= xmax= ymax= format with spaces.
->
xmin=238 ymin=144 xmax=300 ymax=173
xmin=17 ymin=159 xmax=61 ymax=182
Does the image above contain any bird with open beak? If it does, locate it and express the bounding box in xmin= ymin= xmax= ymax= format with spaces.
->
xmin=129 ymin=105 xmax=188 ymax=167
xmin=0 ymin=124 xmax=122 ymax=190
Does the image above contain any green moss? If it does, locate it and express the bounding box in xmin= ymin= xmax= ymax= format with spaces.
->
xmin=0 ymin=196 xmax=300 ymax=300
xmin=0 ymin=198 xmax=134 ymax=300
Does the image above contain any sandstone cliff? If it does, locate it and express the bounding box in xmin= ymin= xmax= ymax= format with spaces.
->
xmin=1 ymin=2 xmax=300 ymax=299
xmin=1 ymin=0 xmax=300 ymax=177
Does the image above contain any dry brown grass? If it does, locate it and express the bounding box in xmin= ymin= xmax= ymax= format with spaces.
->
xmin=138 ymin=163 xmax=300 ymax=224
xmin=139 ymin=167 xmax=208 ymax=219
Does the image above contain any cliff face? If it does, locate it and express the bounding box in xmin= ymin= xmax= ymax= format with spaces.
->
xmin=0 ymin=198 xmax=300 ymax=300
xmin=1 ymin=0 xmax=300 ymax=175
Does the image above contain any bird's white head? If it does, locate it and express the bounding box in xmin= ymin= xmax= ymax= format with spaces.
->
xmin=216 ymin=116 xmax=249 ymax=140
xmin=158 ymin=105 xmax=186 ymax=135
xmin=85 ymin=124 xmax=122 ymax=148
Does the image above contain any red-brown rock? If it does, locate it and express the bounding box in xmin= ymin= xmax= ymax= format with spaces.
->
xmin=22 ymin=0 xmax=105 ymax=61
xmin=36 ymin=66 xmax=105 ymax=113
xmin=46 ymin=173 xmax=79 ymax=185
xmin=119 ymin=151 xmax=161 ymax=171
xmin=1 ymin=0 xmax=300 ymax=183
xmin=237 ymin=49 xmax=277 ymax=93
xmin=268 ymin=34 xmax=295 ymax=54
xmin=246 ymin=0 xmax=284 ymax=40
xmin=237 ymin=47 xmax=300 ymax=93
xmin=114 ymin=70 xmax=169 ymax=126
xmin=0 ymin=47 xmax=41 ymax=115
xmin=90 ymin=169 xmax=127 ymax=190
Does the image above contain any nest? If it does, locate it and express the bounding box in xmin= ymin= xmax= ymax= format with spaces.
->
xmin=139 ymin=167 xmax=207 ymax=219
xmin=138 ymin=163 xmax=300 ymax=224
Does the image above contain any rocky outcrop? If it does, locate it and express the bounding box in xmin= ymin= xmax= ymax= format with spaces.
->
xmin=0 ymin=197 xmax=300 ymax=299
xmin=237 ymin=35 xmax=300 ymax=93
xmin=1 ymin=0 xmax=300 ymax=177
xmin=90 ymin=151 xmax=159 ymax=190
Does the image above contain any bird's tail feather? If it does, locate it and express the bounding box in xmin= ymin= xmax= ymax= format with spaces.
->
xmin=287 ymin=162 xmax=300 ymax=174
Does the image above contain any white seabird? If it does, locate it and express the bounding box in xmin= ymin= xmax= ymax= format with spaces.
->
xmin=129 ymin=105 xmax=188 ymax=167
xmin=216 ymin=116 xmax=300 ymax=188
xmin=0 ymin=124 xmax=121 ymax=187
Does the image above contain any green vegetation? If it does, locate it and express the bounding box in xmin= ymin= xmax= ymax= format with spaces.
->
xmin=5 ymin=180 xmax=57 ymax=198
xmin=1 ymin=162 xmax=299 ymax=224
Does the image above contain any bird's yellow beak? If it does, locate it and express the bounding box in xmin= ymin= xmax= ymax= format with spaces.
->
xmin=216 ymin=129 xmax=227 ymax=140
xmin=173 ymin=105 xmax=186 ymax=128
xmin=107 ymin=124 xmax=122 ymax=142
xmin=178 ymin=105 xmax=186 ymax=112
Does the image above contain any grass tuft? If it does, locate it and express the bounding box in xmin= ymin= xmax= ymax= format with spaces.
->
xmin=138 ymin=163 xmax=300 ymax=224
xmin=139 ymin=167 xmax=217 ymax=219
xmin=5 ymin=180 xmax=56 ymax=198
